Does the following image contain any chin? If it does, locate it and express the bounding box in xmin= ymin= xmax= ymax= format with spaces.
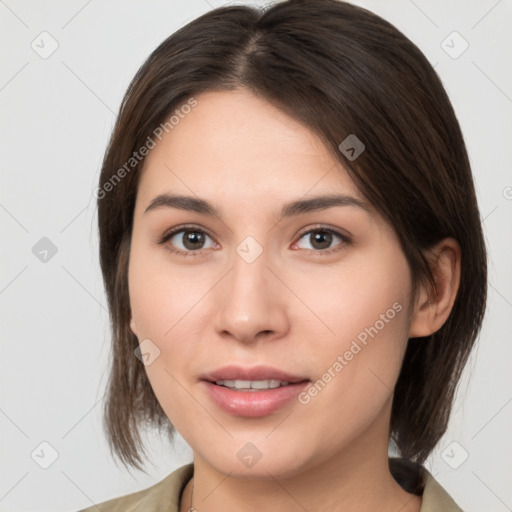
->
xmin=196 ymin=436 xmax=316 ymax=480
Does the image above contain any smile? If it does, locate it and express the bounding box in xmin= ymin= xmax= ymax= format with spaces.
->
xmin=214 ymin=379 xmax=290 ymax=390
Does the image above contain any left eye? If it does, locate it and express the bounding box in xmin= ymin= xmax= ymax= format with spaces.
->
xmin=167 ymin=229 xmax=216 ymax=252
xmin=293 ymin=228 xmax=348 ymax=252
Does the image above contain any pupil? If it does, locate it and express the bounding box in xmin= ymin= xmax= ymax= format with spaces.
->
xmin=184 ymin=231 xmax=204 ymax=250
xmin=312 ymin=231 xmax=332 ymax=250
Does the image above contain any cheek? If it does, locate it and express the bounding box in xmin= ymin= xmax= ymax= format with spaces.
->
xmin=127 ymin=245 xmax=205 ymax=429
xmin=289 ymin=246 xmax=411 ymax=351
xmin=127 ymin=241 xmax=219 ymax=422
xmin=128 ymin=237 xmax=214 ymax=341
xmin=291 ymin=249 xmax=412 ymax=435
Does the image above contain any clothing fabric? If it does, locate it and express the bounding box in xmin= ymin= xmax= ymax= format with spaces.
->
xmin=77 ymin=463 xmax=462 ymax=511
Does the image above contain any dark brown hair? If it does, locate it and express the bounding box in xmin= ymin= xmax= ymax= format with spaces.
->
xmin=97 ymin=0 xmax=487 ymax=492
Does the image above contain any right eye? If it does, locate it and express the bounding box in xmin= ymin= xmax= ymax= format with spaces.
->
xmin=158 ymin=226 xmax=218 ymax=257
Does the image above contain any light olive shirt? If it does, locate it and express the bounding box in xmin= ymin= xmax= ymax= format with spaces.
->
xmin=78 ymin=463 xmax=463 ymax=511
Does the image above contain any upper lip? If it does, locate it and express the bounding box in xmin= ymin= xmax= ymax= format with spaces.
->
xmin=201 ymin=365 xmax=309 ymax=383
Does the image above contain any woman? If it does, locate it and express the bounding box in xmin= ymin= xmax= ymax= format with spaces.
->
xmin=81 ymin=0 xmax=487 ymax=510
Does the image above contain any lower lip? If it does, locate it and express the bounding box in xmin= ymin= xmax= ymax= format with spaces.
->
xmin=202 ymin=381 xmax=309 ymax=417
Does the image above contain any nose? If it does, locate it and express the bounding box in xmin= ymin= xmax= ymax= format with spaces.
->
xmin=213 ymin=247 xmax=290 ymax=345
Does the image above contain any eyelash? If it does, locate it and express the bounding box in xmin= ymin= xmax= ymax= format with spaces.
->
xmin=157 ymin=224 xmax=351 ymax=258
xmin=157 ymin=224 xmax=216 ymax=258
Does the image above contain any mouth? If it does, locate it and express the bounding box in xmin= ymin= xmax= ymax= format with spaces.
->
xmin=200 ymin=365 xmax=310 ymax=417
xmin=200 ymin=364 xmax=308 ymax=384
xmin=213 ymin=379 xmax=295 ymax=391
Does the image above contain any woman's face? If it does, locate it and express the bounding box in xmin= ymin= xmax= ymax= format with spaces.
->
xmin=128 ymin=89 xmax=415 ymax=478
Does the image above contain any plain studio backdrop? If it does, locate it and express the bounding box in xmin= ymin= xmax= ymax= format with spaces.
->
xmin=0 ymin=1 xmax=511 ymax=511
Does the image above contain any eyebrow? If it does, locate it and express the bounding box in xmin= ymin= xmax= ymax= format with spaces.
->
xmin=144 ymin=193 xmax=370 ymax=221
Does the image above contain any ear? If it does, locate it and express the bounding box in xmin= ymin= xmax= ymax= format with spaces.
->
xmin=409 ymin=237 xmax=461 ymax=338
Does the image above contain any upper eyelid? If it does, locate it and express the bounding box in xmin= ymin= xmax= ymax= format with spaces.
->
xmin=159 ymin=223 xmax=215 ymax=241
xmin=295 ymin=224 xmax=351 ymax=240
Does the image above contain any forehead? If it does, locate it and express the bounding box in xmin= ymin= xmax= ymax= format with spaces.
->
xmin=136 ymin=89 xmax=364 ymax=211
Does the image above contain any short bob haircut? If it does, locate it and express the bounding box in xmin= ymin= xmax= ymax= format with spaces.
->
xmin=96 ymin=0 xmax=487 ymax=492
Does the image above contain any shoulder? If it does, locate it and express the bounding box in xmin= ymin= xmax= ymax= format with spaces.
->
xmin=419 ymin=467 xmax=463 ymax=512
xmin=76 ymin=463 xmax=194 ymax=512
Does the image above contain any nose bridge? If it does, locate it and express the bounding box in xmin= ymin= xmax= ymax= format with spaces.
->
xmin=213 ymin=240 xmax=289 ymax=342
xmin=231 ymin=245 xmax=269 ymax=305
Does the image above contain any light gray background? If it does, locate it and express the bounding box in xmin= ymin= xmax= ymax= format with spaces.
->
xmin=1 ymin=1 xmax=511 ymax=511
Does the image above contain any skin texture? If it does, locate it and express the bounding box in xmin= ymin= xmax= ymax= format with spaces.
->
xmin=128 ymin=89 xmax=460 ymax=512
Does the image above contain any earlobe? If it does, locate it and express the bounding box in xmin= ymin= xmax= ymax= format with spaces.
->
xmin=409 ymin=238 xmax=461 ymax=338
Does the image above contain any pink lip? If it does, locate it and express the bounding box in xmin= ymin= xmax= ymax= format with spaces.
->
xmin=200 ymin=364 xmax=307 ymax=383
xmin=200 ymin=365 xmax=309 ymax=417
xmin=202 ymin=381 xmax=309 ymax=417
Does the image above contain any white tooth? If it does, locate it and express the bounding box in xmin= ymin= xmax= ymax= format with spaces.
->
xmin=233 ymin=380 xmax=252 ymax=389
xmin=216 ymin=379 xmax=291 ymax=390
xmin=250 ymin=380 xmax=270 ymax=389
